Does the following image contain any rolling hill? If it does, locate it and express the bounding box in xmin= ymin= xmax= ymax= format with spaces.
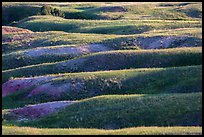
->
xmin=2 ymin=2 xmax=202 ymax=135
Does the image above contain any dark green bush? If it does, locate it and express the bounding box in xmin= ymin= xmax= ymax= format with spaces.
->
xmin=40 ymin=5 xmax=65 ymax=18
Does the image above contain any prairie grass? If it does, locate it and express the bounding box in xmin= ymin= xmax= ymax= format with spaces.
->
xmin=2 ymin=2 xmax=202 ymax=135
xmin=2 ymin=47 xmax=202 ymax=83
xmin=2 ymin=65 xmax=201 ymax=109
xmin=14 ymin=15 xmax=202 ymax=34
xmin=2 ymin=126 xmax=202 ymax=135
xmin=3 ymin=93 xmax=201 ymax=129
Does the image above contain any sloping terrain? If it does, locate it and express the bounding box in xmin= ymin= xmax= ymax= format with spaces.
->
xmin=2 ymin=26 xmax=33 ymax=34
xmin=2 ymin=47 xmax=202 ymax=83
xmin=3 ymin=93 xmax=202 ymax=129
xmin=13 ymin=15 xmax=202 ymax=34
xmin=3 ymin=2 xmax=202 ymax=25
xmin=2 ymin=2 xmax=202 ymax=135
xmin=2 ymin=65 xmax=202 ymax=109
xmin=4 ymin=101 xmax=76 ymax=121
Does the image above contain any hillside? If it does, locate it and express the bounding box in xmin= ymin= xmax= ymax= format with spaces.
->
xmin=2 ymin=47 xmax=202 ymax=83
xmin=3 ymin=93 xmax=202 ymax=129
xmin=2 ymin=65 xmax=202 ymax=109
xmin=2 ymin=2 xmax=202 ymax=135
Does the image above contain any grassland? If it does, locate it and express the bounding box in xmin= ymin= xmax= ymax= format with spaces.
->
xmin=2 ymin=28 xmax=202 ymax=70
xmin=2 ymin=27 xmax=202 ymax=53
xmin=13 ymin=15 xmax=202 ymax=34
xmin=2 ymin=126 xmax=202 ymax=135
xmin=2 ymin=2 xmax=202 ymax=135
xmin=2 ymin=65 xmax=201 ymax=109
xmin=3 ymin=2 xmax=202 ymax=26
xmin=2 ymin=32 xmax=120 ymax=54
xmin=2 ymin=47 xmax=202 ymax=83
xmin=3 ymin=93 xmax=202 ymax=129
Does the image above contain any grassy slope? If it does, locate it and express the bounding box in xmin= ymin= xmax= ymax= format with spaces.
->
xmin=2 ymin=27 xmax=202 ymax=70
xmin=2 ymin=47 xmax=202 ymax=83
xmin=5 ymin=93 xmax=201 ymax=129
xmin=3 ymin=51 xmax=76 ymax=70
xmin=2 ymin=26 xmax=202 ymax=53
xmin=14 ymin=15 xmax=202 ymax=34
xmin=2 ymin=2 xmax=202 ymax=135
xmin=2 ymin=31 xmax=120 ymax=54
xmin=2 ymin=65 xmax=201 ymax=109
xmin=2 ymin=26 xmax=202 ymax=70
xmin=2 ymin=126 xmax=202 ymax=135
xmin=3 ymin=2 xmax=201 ymax=25
xmin=2 ymin=4 xmax=41 ymax=26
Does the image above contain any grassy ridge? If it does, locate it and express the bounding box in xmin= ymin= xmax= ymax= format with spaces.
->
xmin=2 ymin=27 xmax=202 ymax=54
xmin=60 ymin=2 xmax=202 ymax=20
xmin=9 ymin=93 xmax=201 ymax=129
xmin=2 ymin=52 xmax=76 ymax=70
xmin=3 ymin=2 xmax=201 ymax=25
xmin=2 ymin=27 xmax=202 ymax=70
xmin=2 ymin=47 xmax=202 ymax=83
xmin=2 ymin=5 xmax=41 ymax=25
xmin=2 ymin=2 xmax=202 ymax=135
xmin=14 ymin=15 xmax=202 ymax=34
xmin=2 ymin=126 xmax=202 ymax=135
xmin=2 ymin=31 xmax=120 ymax=54
xmin=2 ymin=65 xmax=201 ymax=109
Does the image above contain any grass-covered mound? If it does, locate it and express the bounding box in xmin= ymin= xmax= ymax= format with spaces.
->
xmin=2 ymin=4 xmax=41 ymax=25
xmin=2 ymin=2 xmax=202 ymax=135
xmin=2 ymin=43 xmax=110 ymax=70
xmin=2 ymin=65 xmax=201 ymax=109
xmin=2 ymin=126 xmax=202 ymax=135
xmin=13 ymin=15 xmax=201 ymax=34
xmin=2 ymin=30 xmax=120 ymax=54
xmin=2 ymin=26 xmax=201 ymax=59
xmin=2 ymin=47 xmax=202 ymax=83
xmin=3 ymin=2 xmax=202 ymax=26
xmin=6 ymin=93 xmax=201 ymax=129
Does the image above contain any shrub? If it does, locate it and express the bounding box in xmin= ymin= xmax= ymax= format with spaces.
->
xmin=40 ymin=5 xmax=65 ymax=18
xmin=41 ymin=5 xmax=52 ymax=15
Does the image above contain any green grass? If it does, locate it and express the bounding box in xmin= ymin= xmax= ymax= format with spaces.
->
xmin=4 ymin=92 xmax=201 ymax=129
xmin=54 ymin=2 xmax=202 ymax=21
xmin=2 ymin=47 xmax=202 ymax=83
xmin=3 ymin=33 xmax=202 ymax=70
xmin=2 ymin=2 xmax=202 ymax=135
xmin=2 ymin=26 xmax=201 ymax=55
xmin=2 ymin=126 xmax=202 ymax=135
xmin=2 ymin=65 xmax=201 ymax=109
xmin=2 ymin=5 xmax=41 ymax=25
xmin=2 ymin=31 xmax=120 ymax=54
xmin=2 ymin=32 xmax=202 ymax=71
xmin=2 ymin=46 xmax=81 ymax=70
xmin=175 ymin=3 xmax=202 ymax=18
xmin=3 ymin=2 xmax=201 ymax=26
xmin=13 ymin=15 xmax=201 ymax=34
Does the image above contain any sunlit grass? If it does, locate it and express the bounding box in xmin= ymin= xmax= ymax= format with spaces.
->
xmin=2 ymin=126 xmax=202 ymax=135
